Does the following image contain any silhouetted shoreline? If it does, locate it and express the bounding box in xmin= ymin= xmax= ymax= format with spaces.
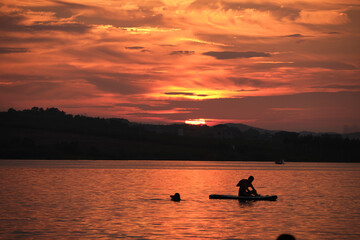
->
xmin=1 ymin=107 xmax=359 ymax=162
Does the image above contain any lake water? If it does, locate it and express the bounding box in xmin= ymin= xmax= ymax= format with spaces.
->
xmin=0 ymin=160 xmax=359 ymax=240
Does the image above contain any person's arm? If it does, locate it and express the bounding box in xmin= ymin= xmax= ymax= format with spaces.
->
xmin=249 ymin=183 xmax=258 ymax=195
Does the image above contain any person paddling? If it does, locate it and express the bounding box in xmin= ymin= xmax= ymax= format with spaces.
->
xmin=236 ymin=176 xmax=258 ymax=196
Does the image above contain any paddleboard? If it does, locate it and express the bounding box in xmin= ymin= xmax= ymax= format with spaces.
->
xmin=209 ymin=194 xmax=277 ymax=201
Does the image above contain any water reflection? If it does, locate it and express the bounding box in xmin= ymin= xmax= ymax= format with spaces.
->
xmin=0 ymin=160 xmax=359 ymax=240
xmin=238 ymin=200 xmax=255 ymax=207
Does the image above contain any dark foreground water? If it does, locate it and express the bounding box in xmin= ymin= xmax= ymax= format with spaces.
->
xmin=0 ymin=160 xmax=359 ymax=240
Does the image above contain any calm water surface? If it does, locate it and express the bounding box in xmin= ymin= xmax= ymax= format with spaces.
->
xmin=0 ymin=160 xmax=359 ymax=240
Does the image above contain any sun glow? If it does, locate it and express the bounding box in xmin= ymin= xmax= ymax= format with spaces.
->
xmin=185 ymin=118 xmax=206 ymax=125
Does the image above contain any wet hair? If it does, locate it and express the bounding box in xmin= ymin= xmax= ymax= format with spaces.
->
xmin=248 ymin=176 xmax=254 ymax=181
xmin=170 ymin=193 xmax=181 ymax=201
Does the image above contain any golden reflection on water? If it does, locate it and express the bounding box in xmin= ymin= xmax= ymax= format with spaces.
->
xmin=0 ymin=161 xmax=360 ymax=239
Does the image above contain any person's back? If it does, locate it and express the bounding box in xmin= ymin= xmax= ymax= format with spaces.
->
xmin=236 ymin=176 xmax=257 ymax=196
xmin=237 ymin=179 xmax=248 ymax=191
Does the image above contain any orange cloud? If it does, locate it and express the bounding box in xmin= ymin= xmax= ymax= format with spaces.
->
xmin=296 ymin=10 xmax=349 ymax=25
xmin=0 ymin=0 xmax=359 ymax=132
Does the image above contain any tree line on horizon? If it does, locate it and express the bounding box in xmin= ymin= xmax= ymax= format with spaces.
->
xmin=0 ymin=107 xmax=359 ymax=162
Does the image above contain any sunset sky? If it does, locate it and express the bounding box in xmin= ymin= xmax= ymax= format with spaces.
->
xmin=1 ymin=0 xmax=359 ymax=133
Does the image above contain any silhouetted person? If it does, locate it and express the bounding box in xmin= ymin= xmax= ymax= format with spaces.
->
xmin=170 ymin=193 xmax=181 ymax=201
xmin=277 ymin=234 xmax=296 ymax=240
xmin=236 ymin=176 xmax=258 ymax=196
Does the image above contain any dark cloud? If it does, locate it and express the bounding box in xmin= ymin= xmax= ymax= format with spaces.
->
xmin=0 ymin=62 xmax=154 ymax=96
xmin=24 ymin=0 xmax=166 ymax=28
xmin=0 ymin=35 xmax=62 ymax=45
xmin=252 ymin=61 xmax=356 ymax=70
xmin=237 ymin=89 xmax=259 ymax=92
xmin=344 ymin=8 xmax=360 ymax=30
xmin=229 ymin=77 xmax=286 ymax=88
xmin=188 ymin=0 xmax=301 ymax=20
xmin=165 ymin=92 xmax=209 ymax=97
xmin=197 ymin=94 xmax=209 ymax=97
xmin=188 ymin=0 xmax=223 ymax=10
xmin=0 ymin=12 xmax=91 ymax=33
xmin=53 ymin=0 xmax=92 ymax=9
xmin=83 ymin=72 xmax=152 ymax=95
xmin=0 ymin=74 xmax=47 ymax=81
xmin=282 ymin=34 xmax=306 ymax=38
xmin=170 ymin=51 xmax=195 ymax=55
xmin=28 ymin=0 xmax=105 ymax=19
xmin=0 ymin=13 xmax=26 ymax=32
xmin=194 ymin=33 xmax=273 ymax=47
xmin=125 ymin=46 xmax=144 ymax=49
xmin=28 ymin=22 xmax=90 ymax=33
xmin=115 ymin=102 xmax=177 ymax=112
xmin=310 ymin=84 xmax=360 ymax=90
xmin=0 ymin=47 xmax=29 ymax=54
xmin=85 ymin=76 xmax=144 ymax=95
xmin=165 ymin=92 xmax=194 ymax=96
xmin=75 ymin=7 xmax=164 ymax=28
xmin=0 ymin=80 xmax=97 ymax=101
xmin=297 ymin=61 xmax=357 ymax=70
xmin=82 ymin=46 xmax=128 ymax=61
xmin=203 ymin=51 xmax=271 ymax=59
xmin=223 ymin=1 xmax=301 ymax=20
xmin=0 ymin=81 xmax=63 ymax=97
xmin=62 ymin=45 xmax=157 ymax=65
xmin=61 ymin=105 xmax=115 ymax=109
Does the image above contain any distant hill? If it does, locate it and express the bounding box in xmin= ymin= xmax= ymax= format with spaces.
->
xmin=1 ymin=107 xmax=360 ymax=162
xmin=225 ymin=123 xmax=278 ymax=134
